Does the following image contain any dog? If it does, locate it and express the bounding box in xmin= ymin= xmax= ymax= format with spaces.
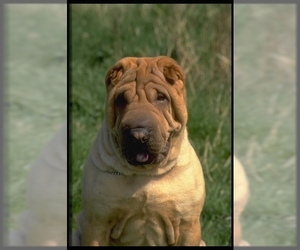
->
xmin=73 ymin=56 xmax=206 ymax=246
xmin=233 ymin=156 xmax=250 ymax=246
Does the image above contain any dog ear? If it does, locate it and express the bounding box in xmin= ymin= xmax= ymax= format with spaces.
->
xmin=157 ymin=57 xmax=185 ymax=86
xmin=163 ymin=66 xmax=184 ymax=85
xmin=105 ymin=65 xmax=124 ymax=87
xmin=105 ymin=58 xmax=138 ymax=89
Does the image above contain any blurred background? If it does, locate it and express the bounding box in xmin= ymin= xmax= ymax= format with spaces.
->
xmin=4 ymin=4 xmax=67 ymax=246
xmin=70 ymin=4 xmax=231 ymax=246
xmin=234 ymin=4 xmax=296 ymax=246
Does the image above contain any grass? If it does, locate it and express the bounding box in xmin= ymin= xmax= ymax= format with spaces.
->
xmin=5 ymin=4 xmax=67 ymax=230
xmin=234 ymin=4 xmax=296 ymax=246
xmin=70 ymin=4 xmax=231 ymax=246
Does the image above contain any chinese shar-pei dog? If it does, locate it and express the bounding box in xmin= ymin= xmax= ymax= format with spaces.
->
xmin=73 ymin=56 xmax=206 ymax=246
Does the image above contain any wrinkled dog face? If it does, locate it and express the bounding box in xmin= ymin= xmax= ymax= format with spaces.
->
xmin=105 ymin=56 xmax=188 ymax=167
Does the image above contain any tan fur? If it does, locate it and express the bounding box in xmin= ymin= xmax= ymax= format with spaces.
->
xmin=73 ymin=56 xmax=206 ymax=246
xmin=234 ymin=156 xmax=250 ymax=246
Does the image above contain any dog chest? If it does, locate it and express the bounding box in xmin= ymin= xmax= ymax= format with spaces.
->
xmin=109 ymin=210 xmax=179 ymax=246
xmin=91 ymin=175 xmax=202 ymax=245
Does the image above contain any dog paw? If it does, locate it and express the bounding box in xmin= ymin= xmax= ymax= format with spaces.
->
xmin=200 ymin=240 xmax=206 ymax=246
xmin=239 ymin=239 xmax=250 ymax=246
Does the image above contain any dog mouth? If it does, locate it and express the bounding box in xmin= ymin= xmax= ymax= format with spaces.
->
xmin=122 ymin=138 xmax=171 ymax=166
xmin=135 ymin=151 xmax=150 ymax=163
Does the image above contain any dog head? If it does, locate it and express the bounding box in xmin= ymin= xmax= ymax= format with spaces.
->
xmin=105 ymin=56 xmax=188 ymax=169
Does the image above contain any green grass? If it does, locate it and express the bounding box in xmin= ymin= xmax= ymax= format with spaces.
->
xmin=5 ymin=4 xmax=67 ymax=230
xmin=234 ymin=4 xmax=296 ymax=246
xmin=70 ymin=4 xmax=231 ymax=246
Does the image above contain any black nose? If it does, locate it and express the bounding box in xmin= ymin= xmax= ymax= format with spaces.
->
xmin=130 ymin=128 xmax=149 ymax=143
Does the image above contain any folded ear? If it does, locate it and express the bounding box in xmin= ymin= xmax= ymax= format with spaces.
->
xmin=105 ymin=58 xmax=138 ymax=89
xmin=157 ymin=57 xmax=185 ymax=86
xmin=105 ymin=64 xmax=124 ymax=87
xmin=163 ymin=66 xmax=184 ymax=85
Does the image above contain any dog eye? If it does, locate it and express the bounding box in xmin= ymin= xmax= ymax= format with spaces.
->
xmin=115 ymin=94 xmax=127 ymax=106
xmin=156 ymin=93 xmax=168 ymax=103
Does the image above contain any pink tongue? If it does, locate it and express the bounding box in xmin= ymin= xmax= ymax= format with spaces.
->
xmin=136 ymin=152 xmax=149 ymax=163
